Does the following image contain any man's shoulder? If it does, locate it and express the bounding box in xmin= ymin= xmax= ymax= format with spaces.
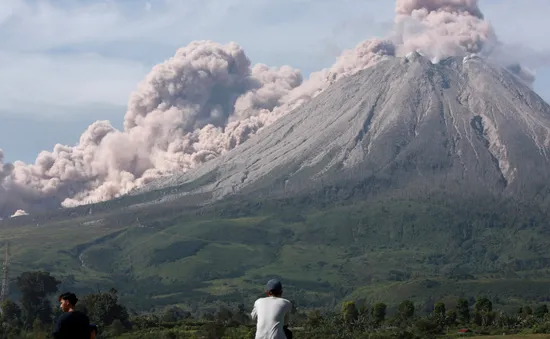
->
xmin=64 ymin=311 xmax=89 ymax=321
xmin=280 ymin=298 xmax=292 ymax=308
xmin=75 ymin=310 xmax=89 ymax=317
xmin=254 ymin=297 xmax=291 ymax=304
xmin=56 ymin=312 xmax=71 ymax=321
xmin=254 ymin=297 xmax=267 ymax=305
xmin=263 ymin=297 xmax=292 ymax=306
xmin=273 ymin=297 xmax=290 ymax=304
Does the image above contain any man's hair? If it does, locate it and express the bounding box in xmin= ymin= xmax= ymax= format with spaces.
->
xmin=265 ymin=279 xmax=283 ymax=295
xmin=58 ymin=292 xmax=78 ymax=305
xmin=90 ymin=324 xmax=98 ymax=333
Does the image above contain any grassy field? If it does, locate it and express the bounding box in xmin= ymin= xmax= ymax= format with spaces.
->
xmin=2 ymin=188 xmax=550 ymax=312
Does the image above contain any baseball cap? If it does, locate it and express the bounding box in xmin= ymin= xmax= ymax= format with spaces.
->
xmin=265 ymin=279 xmax=283 ymax=292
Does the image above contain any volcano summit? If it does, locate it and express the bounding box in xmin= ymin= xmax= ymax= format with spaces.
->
xmin=138 ymin=53 xmax=550 ymax=205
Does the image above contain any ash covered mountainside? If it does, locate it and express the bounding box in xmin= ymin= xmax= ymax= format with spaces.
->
xmin=137 ymin=53 xmax=550 ymax=202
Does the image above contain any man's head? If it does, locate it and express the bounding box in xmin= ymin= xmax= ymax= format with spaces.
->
xmin=265 ymin=279 xmax=283 ymax=297
xmin=58 ymin=292 xmax=78 ymax=312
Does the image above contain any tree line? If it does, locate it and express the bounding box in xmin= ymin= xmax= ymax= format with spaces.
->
xmin=3 ymin=270 xmax=550 ymax=338
xmin=0 ymin=271 xmax=129 ymax=339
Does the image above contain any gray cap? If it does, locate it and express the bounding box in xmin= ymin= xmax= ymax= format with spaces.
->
xmin=265 ymin=279 xmax=283 ymax=292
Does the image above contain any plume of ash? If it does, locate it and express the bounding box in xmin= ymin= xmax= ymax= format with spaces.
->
xmin=395 ymin=0 xmax=484 ymax=18
xmin=10 ymin=210 xmax=29 ymax=218
xmin=393 ymin=0 xmax=495 ymax=61
xmin=393 ymin=0 xmax=537 ymax=84
xmin=0 ymin=0 xmax=539 ymax=215
xmin=5 ymin=41 xmax=305 ymax=209
xmin=0 ymin=149 xmax=21 ymax=216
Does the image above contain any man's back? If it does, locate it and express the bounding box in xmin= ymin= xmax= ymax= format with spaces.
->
xmin=251 ymin=296 xmax=291 ymax=339
xmin=52 ymin=311 xmax=90 ymax=339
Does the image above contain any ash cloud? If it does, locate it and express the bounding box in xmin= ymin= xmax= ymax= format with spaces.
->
xmin=0 ymin=0 xmax=540 ymax=216
xmin=10 ymin=209 xmax=28 ymax=218
xmin=394 ymin=0 xmax=495 ymax=59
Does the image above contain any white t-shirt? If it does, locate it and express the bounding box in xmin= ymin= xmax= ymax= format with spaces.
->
xmin=250 ymin=296 xmax=292 ymax=339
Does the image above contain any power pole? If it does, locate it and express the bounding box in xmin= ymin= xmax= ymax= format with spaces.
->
xmin=0 ymin=241 xmax=10 ymax=311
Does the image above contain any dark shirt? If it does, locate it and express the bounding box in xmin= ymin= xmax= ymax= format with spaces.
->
xmin=52 ymin=311 xmax=90 ymax=339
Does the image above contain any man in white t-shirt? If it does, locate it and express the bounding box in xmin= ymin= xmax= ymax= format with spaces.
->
xmin=251 ymin=279 xmax=292 ymax=339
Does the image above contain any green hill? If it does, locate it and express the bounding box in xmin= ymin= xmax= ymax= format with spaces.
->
xmin=2 ymin=183 xmax=550 ymax=313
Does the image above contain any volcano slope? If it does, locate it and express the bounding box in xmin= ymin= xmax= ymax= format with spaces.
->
xmin=140 ymin=52 xmax=550 ymax=202
xmin=3 ymin=54 xmax=550 ymax=312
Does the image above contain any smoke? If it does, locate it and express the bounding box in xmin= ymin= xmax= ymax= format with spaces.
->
xmin=395 ymin=0 xmax=484 ymax=18
xmin=0 ymin=149 xmax=19 ymax=216
xmin=394 ymin=0 xmax=495 ymax=60
xmin=0 ymin=0 xmax=539 ymax=216
xmin=393 ymin=0 xmax=537 ymax=84
xmin=10 ymin=210 xmax=28 ymax=218
xmin=4 ymin=41 xmax=305 ymax=210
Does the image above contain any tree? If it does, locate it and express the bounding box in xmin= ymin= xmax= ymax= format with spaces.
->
xmin=433 ymin=302 xmax=446 ymax=318
xmin=535 ymin=305 xmax=549 ymax=319
xmin=473 ymin=297 xmax=494 ymax=326
xmin=106 ymin=319 xmax=125 ymax=337
xmin=0 ymin=299 xmax=21 ymax=324
xmin=521 ymin=305 xmax=533 ymax=316
xmin=232 ymin=303 xmax=248 ymax=325
xmin=456 ymin=298 xmax=470 ymax=324
xmin=372 ymin=302 xmax=387 ymax=326
xmin=161 ymin=306 xmax=190 ymax=323
xmin=398 ymin=300 xmax=415 ymax=320
xmin=413 ymin=317 xmax=442 ymax=337
xmin=341 ymin=301 xmax=358 ymax=324
xmin=446 ymin=310 xmax=457 ymax=325
xmin=474 ymin=297 xmax=492 ymax=313
xmin=82 ymin=288 xmax=129 ymax=328
xmin=215 ymin=306 xmax=233 ymax=325
xmin=16 ymin=271 xmax=60 ymax=327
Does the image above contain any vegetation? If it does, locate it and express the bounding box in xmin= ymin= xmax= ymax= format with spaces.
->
xmin=5 ymin=270 xmax=550 ymax=338
xmin=1 ymin=186 xmax=550 ymax=312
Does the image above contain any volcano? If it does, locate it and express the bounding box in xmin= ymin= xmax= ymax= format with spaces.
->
xmin=5 ymin=53 xmax=550 ymax=311
xmin=137 ymin=53 xmax=550 ymax=204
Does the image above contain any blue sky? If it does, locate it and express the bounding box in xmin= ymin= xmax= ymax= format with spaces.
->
xmin=1 ymin=0 xmax=550 ymax=163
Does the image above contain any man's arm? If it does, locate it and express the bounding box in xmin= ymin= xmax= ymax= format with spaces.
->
xmin=51 ymin=313 xmax=67 ymax=339
xmin=250 ymin=300 xmax=258 ymax=321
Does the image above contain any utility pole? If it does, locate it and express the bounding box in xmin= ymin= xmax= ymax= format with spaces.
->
xmin=0 ymin=241 xmax=10 ymax=311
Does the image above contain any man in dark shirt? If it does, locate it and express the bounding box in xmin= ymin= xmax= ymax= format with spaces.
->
xmin=52 ymin=292 xmax=90 ymax=339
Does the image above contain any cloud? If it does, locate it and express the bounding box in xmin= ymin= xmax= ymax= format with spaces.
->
xmin=1 ymin=1 xmax=549 ymax=116
xmin=479 ymin=0 xmax=550 ymax=71
xmin=0 ymin=51 xmax=147 ymax=117
xmin=480 ymin=0 xmax=550 ymax=47
xmin=0 ymin=0 xmax=392 ymax=119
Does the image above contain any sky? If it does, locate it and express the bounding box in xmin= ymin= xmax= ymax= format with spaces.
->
xmin=1 ymin=0 xmax=550 ymax=163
